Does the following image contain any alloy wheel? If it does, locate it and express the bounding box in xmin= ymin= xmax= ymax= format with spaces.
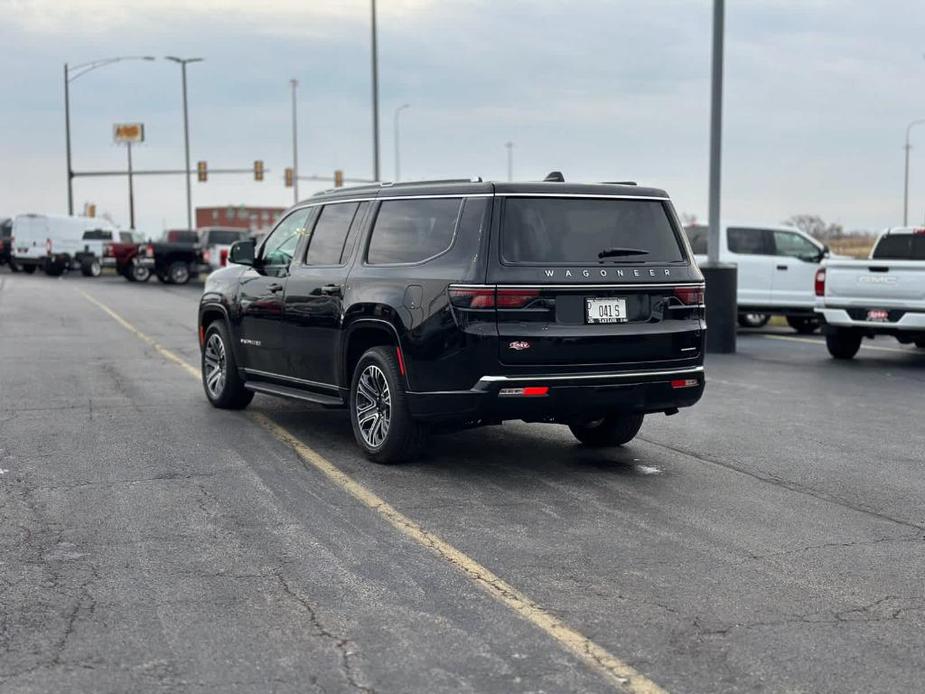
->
xmin=203 ymin=333 xmax=227 ymax=398
xmin=355 ymin=364 xmax=391 ymax=448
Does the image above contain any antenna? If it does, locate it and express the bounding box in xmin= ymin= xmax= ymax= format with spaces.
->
xmin=544 ymin=171 xmax=565 ymax=182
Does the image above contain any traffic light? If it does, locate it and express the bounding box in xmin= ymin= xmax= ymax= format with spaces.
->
xmin=284 ymin=167 xmax=294 ymax=187
xmin=254 ymin=160 xmax=264 ymax=181
xmin=334 ymin=169 xmax=344 ymax=188
xmin=197 ymin=161 xmax=207 ymax=182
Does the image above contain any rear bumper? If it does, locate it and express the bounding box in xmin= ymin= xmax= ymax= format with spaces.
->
xmin=406 ymin=365 xmax=704 ymax=423
xmin=816 ymin=307 xmax=925 ymax=331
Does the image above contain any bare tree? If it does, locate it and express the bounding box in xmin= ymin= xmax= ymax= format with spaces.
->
xmin=784 ymin=214 xmax=844 ymax=241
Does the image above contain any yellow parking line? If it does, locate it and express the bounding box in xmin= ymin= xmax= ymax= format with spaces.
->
xmin=79 ymin=289 xmax=666 ymax=694
xmin=763 ymin=334 xmax=913 ymax=354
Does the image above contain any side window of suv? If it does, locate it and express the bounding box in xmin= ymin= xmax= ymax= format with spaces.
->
xmin=262 ymin=209 xmax=311 ymax=267
xmin=305 ymin=202 xmax=359 ymax=265
xmin=367 ymin=198 xmax=461 ymax=265
xmin=772 ymin=230 xmax=820 ymax=261
xmin=727 ymin=227 xmax=769 ymax=255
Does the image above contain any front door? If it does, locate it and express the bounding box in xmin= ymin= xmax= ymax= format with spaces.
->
xmin=238 ymin=208 xmax=311 ymax=375
xmin=285 ymin=201 xmax=368 ymax=388
xmin=770 ymin=229 xmax=823 ymax=308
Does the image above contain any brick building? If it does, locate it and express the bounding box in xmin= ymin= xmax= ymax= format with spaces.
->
xmin=195 ymin=205 xmax=285 ymax=233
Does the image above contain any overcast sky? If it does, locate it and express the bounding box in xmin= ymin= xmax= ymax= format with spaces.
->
xmin=2 ymin=0 xmax=924 ymax=234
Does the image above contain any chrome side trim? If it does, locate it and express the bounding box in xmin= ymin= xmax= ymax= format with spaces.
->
xmin=474 ymin=365 xmax=704 ymax=387
xmin=243 ymin=368 xmax=339 ymax=391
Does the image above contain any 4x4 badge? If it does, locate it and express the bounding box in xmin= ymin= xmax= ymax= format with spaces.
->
xmin=509 ymin=341 xmax=531 ymax=351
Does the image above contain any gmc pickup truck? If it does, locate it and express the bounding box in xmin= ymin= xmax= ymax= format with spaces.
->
xmin=815 ymin=227 xmax=925 ymax=358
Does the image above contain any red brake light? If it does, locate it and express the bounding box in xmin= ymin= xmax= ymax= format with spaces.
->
xmin=814 ymin=268 xmax=826 ymax=297
xmin=146 ymin=243 xmax=154 ymax=258
xmin=671 ymin=378 xmax=699 ymax=389
xmin=673 ymin=286 xmax=705 ymax=305
xmin=498 ymin=386 xmax=549 ymax=397
xmin=495 ymin=288 xmax=539 ymax=309
xmin=448 ymin=287 xmax=539 ymax=309
xmin=104 ymin=242 xmax=114 ymax=257
xmin=914 ymin=228 xmax=925 ymax=236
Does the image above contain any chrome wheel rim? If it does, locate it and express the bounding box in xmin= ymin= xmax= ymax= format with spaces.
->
xmin=171 ymin=265 xmax=189 ymax=283
xmin=355 ymin=365 xmax=391 ymax=448
xmin=203 ymin=333 xmax=226 ymax=398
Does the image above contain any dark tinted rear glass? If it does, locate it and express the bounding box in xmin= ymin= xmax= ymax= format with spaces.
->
xmin=83 ymin=229 xmax=113 ymax=240
xmin=205 ymin=230 xmax=246 ymax=245
xmin=1 ymin=219 xmax=12 ymax=238
xmin=727 ymin=227 xmax=768 ymax=255
xmin=684 ymin=225 xmax=708 ymax=254
xmin=167 ymin=231 xmax=198 ymax=243
xmin=501 ymin=198 xmax=683 ymax=264
xmin=872 ymin=233 xmax=925 ymax=260
xmin=306 ymin=203 xmax=358 ymax=265
xmin=367 ymin=198 xmax=461 ymax=264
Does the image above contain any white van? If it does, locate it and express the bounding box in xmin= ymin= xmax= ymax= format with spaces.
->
xmin=11 ymin=214 xmax=119 ymax=276
xmin=685 ymin=223 xmax=830 ymax=333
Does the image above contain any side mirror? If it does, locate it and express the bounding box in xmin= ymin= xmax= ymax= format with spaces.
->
xmin=229 ymin=239 xmax=255 ymax=266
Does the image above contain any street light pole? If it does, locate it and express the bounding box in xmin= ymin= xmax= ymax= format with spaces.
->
xmin=371 ymin=0 xmax=381 ymax=181
xmin=393 ymin=103 xmax=409 ymax=181
xmin=903 ymin=119 xmax=925 ymax=226
xmin=291 ymin=79 xmax=299 ymax=203
xmin=505 ymin=142 xmax=513 ymax=182
xmin=63 ymin=56 xmax=155 ymax=216
xmin=166 ymin=57 xmax=204 ymax=230
xmin=126 ymin=142 xmax=135 ymax=229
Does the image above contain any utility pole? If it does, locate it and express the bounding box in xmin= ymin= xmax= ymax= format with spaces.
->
xmin=903 ymin=119 xmax=925 ymax=226
xmin=370 ymin=0 xmax=381 ymax=181
xmin=166 ymin=57 xmax=204 ymax=229
xmin=291 ymin=79 xmax=299 ymax=203
xmin=394 ymin=103 xmax=409 ymax=181
xmin=126 ymin=142 xmax=135 ymax=228
xmin=505 ymin=141 xmax=514 ymax=182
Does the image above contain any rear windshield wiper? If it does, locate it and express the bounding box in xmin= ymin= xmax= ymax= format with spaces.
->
xmin=597 ymin=247 xmax=650 ymax=259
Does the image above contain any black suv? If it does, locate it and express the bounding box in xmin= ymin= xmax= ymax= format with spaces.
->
xmin=198 ymin=178 xmax=705 ymax=462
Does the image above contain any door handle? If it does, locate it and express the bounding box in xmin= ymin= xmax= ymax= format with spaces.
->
xmin=776 ymin=265 xmax=788 ymax=270
xmin=320 ymin=284 xmax=341 ymax=295
xmin=267 ymin=283 xmax=284 ymax=293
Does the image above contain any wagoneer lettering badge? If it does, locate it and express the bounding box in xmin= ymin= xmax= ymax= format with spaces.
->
xmin=544 ymin=268 xmax=671 ymax=279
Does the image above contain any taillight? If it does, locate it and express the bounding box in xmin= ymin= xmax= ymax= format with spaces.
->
xmin=448 ymin=286 xmax=539 ymax=309
xmin=673 ymin=286 xmax=705 ymax=305
xmin=913 ymin=228 xmax=925 ymax=236
xmin=45 ymin=238 xmax=52 ymax=256
xmin=498 ymin=386 xmax=549 ymax=397
xmin=203 ymin=249 xmax=212 ymax=264
xmin=814 ymin=268 xmax=826 ymax=296
xmin=671 ymin=378 xmax=700 ymax=389
xmin=104 ymin=242 xmax=114 ymax=257
xmin=146 ymin=243 xmax=154 ymax=258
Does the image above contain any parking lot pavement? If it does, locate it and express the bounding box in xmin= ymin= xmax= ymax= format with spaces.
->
xmin=2 ymin=271 xmax=924 ymax=693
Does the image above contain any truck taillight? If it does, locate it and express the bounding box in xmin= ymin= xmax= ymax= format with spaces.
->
xmin=203 ymin=249 xmax=212 ymax=264
xmin=673 ymin=286 xmax=705 ymax=305
xmin=104 ymin=242 xmax=114 ymax=257
xmin=146 ymin=244 xmax=154 ymax=258
xmin=814 ymin=268 xmax=826 ymax=296
xmin=45 ymin=238 xmax=52 ymax=256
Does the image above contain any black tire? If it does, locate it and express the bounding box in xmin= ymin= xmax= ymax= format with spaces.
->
xmin=156 ymin=271 xmax=169 ymax=283
xmin=130 ymin=263 xmax=151 ymax=283
xmin=738 ymin=313 xmax=770 ymax=328
xmin=80 ymin=258 xmax=101 ymax=277
xmin=825 ymin=329 xmax=862 ymax=360
xmin=44 ymin=260 xmax=65 ymax=277
xmin=349 ymin=346 xmax=426 ymax=464
xmin=201 ymin=322 xmax=254 ymax=409
xmin=9 ymin=260 xmax=22 ymax=273
xmin=21 ymin=263 xmax=36 ymax=274
xmin=787 ymin=315 xmax=821 ymax=335
xmin=167 ymin=261 xmax=190 ymax=285
xmin=569 ymin=413 xmax=645 ymax=447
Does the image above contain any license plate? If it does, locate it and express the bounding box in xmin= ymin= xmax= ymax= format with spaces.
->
xmin=866 ymin=309 xmax=889 ymax=322
xmin=586 ymin=297 xmax=627 ymax=324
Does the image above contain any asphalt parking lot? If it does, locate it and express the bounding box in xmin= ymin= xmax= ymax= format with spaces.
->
xmin=1 ymin=269 xmax=923 ymax=694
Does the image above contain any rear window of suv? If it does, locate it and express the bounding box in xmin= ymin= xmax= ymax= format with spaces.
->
xmin=501 ymin=197 xmax=684 ymax=265
xmin=367 ymin=198 xmax=461 ymax=264
xmin=872 ymin=233 xmax=925 ymax=260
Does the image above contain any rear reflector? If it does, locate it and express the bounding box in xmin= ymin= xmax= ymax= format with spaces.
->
xmin=498 ymin=386 xmax=549 ymax=397
xmin=671 ymin=378 xmax=699 ymax=389
xmin=673 ymin=286 xmax=705 ymax=305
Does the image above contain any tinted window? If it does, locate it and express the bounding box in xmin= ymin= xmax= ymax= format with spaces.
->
xmin=83 ymin=230 xmax=113 ymax=241
xmin=367 ymin=198 xmax=461 ymax=264
xmin=0 ymin=219 xmax=12 ymax=238
xmin=727 ymin=228 xmax=769 ymax=255
xmin=306 ymin=203 xmax=358 ymax=265
xmin=262 ymin=209 xmax=311 ymax=267
xmin=166 ymin=231 xmax=198 ymax=243
xmin=501 ymin=198 xmax=683 ymax=264
xmin=339 ymin=202 xmax=369 ymax=264
xmin=205 ymin=230 xmax=246 ymax=245
xmin=773 ymin=231 xmax=819 ymax=260
xmin=872 ymin=233 xmax=925 ymax=260
xmin=684 ymin=225 xmax=708 ymax=254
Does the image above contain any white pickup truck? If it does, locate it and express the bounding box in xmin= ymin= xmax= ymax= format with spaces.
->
xmin=815 ymin=227 xmax=925 ymax=359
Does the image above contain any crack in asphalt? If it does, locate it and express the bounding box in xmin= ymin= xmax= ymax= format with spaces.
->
xmin=276 ymin=572 xmax=375 ymax=694
xmin=745 ymin=534 xmax=925 ymax=560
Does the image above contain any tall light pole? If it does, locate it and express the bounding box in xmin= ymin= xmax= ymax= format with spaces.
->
xmin=290 ymin=79 xmax=300 ymax=203
xmin=166 ymin=56 xmax=204 ymax=230
xmin=393 ymin=103 xmax=409 ymax=181
xmin=903 ymin=119 xmax=925 ymax=226
xmin=63 ymin=56 xmax=155 ymax=215
xmin=505 ymin=141 xmax=514 ymax=182
xmin=370 ymin=0 xmax=381 ymax=182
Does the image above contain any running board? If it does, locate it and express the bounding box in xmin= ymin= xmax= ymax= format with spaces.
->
xmin=244 ymin=381 xmax=344 ymax=407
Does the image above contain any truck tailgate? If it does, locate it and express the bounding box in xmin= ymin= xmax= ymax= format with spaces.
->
xmin=824 ymin=259 xmax=925 ymax=307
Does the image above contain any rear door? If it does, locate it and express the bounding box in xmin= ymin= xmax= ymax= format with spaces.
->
xmin=726 ymin=227 xmax=774 ymax=306
xmin=484 ymin=195 xmax=704 ymax=369
xmin=769 ymin=229 xmax=823 ymax=307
